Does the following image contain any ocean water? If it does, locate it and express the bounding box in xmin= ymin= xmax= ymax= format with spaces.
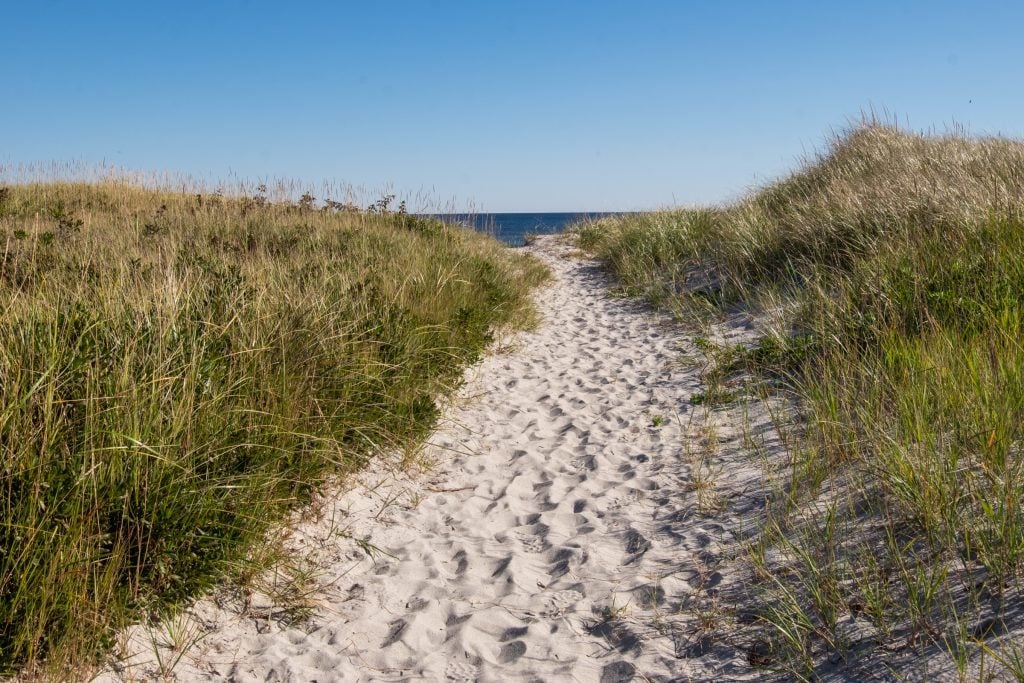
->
xmin=432 ymin=212 xmax=620 ymax=246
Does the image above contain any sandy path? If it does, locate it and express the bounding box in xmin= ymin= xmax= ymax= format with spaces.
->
xmin=104 ymin=237 xmax=772 ymax=682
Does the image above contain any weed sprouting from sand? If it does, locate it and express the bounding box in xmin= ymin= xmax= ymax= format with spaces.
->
xmin=0 ymin=172 xmax=548 ymax=676
xmin=147 ymin=610 xmax=208 ymax=681
xmin=574 ymin=118 xmax=1024 ymax=677
xmin=983 ymin=639 xmax=1024 ymax=681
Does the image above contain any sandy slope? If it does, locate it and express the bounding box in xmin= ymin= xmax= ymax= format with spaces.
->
xmin=101 ymin=237 xmax=780 ymax=682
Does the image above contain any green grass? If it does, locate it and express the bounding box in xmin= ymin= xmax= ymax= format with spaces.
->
xmin=574 ymin=120 xmax=1024 ymax=678
xmin=0 ymin=178 xmax=547 ymax=675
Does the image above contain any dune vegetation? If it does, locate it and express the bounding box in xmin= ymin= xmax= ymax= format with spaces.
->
xmin=575 ymin=122 xmax=1024 ymax=678
xmin=0 ymin=178 xmax=547 ymax=675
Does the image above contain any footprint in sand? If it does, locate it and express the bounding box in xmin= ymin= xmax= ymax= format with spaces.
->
xmin=444 ymin=659 xmax=480 ymax=682
xmin=541 ymin=588 xmax=585 ymax=618
xmin=516 ymin=534 xmax=547 ymax=554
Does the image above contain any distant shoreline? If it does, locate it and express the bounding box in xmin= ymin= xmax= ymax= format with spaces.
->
xmin=427 ymin=211 xmax=633 ymax=245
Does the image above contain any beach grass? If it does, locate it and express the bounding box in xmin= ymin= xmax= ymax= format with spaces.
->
xmin=0 ymin=177 xmax=547 ymax=675
xmin=575 ymin=120 xmax=1024 ymax=677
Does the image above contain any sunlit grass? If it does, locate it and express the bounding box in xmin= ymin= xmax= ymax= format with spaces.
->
xmin=0 ymin=174 xmax=548 ymax=675
xmin=575 ymin=119 xmax=1024 ymax=677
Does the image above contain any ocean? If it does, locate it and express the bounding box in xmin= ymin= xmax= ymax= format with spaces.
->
xmin=431 ymin=212 xmax=621 ymax=246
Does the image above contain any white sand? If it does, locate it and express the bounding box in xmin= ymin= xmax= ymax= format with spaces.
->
xmin=99 ymin=237 xmax=781 ymax=682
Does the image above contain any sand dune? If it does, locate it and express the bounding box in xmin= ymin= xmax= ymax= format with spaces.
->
xmin=101 ymin=237 xmax=783 ymax=682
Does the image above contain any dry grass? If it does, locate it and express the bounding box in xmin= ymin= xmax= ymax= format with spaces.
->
xmin=575 ymin=119 xmax=1024 ymax=679
xmin=0 ymin=174 xmax=548 ymax=676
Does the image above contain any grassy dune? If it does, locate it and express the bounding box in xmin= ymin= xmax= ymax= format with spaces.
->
xmin=576 ymin=123 xmax=1024 ymax=677
xmin=0 ymin=180 xmax=547 ymax=674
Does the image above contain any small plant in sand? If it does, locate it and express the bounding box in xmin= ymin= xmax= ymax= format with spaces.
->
xmin=600 ymin=597 xmax=631 ymax=623
xmin=673 ymin=410 xmax=723 ymax=516
xmin=148 ymin=610 xmax=208 ymax=681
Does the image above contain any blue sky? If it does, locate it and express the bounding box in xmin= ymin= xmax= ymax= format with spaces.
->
xmin=3 ymin=1 xmax=1023 ymax=211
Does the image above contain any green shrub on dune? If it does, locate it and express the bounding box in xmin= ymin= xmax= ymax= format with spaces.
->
xmin=0 ymin=181 xmax=547 ymax=674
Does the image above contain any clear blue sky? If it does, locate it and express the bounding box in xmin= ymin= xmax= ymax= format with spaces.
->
xmin=3 ymin=1 xmax=1023 ymax=212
